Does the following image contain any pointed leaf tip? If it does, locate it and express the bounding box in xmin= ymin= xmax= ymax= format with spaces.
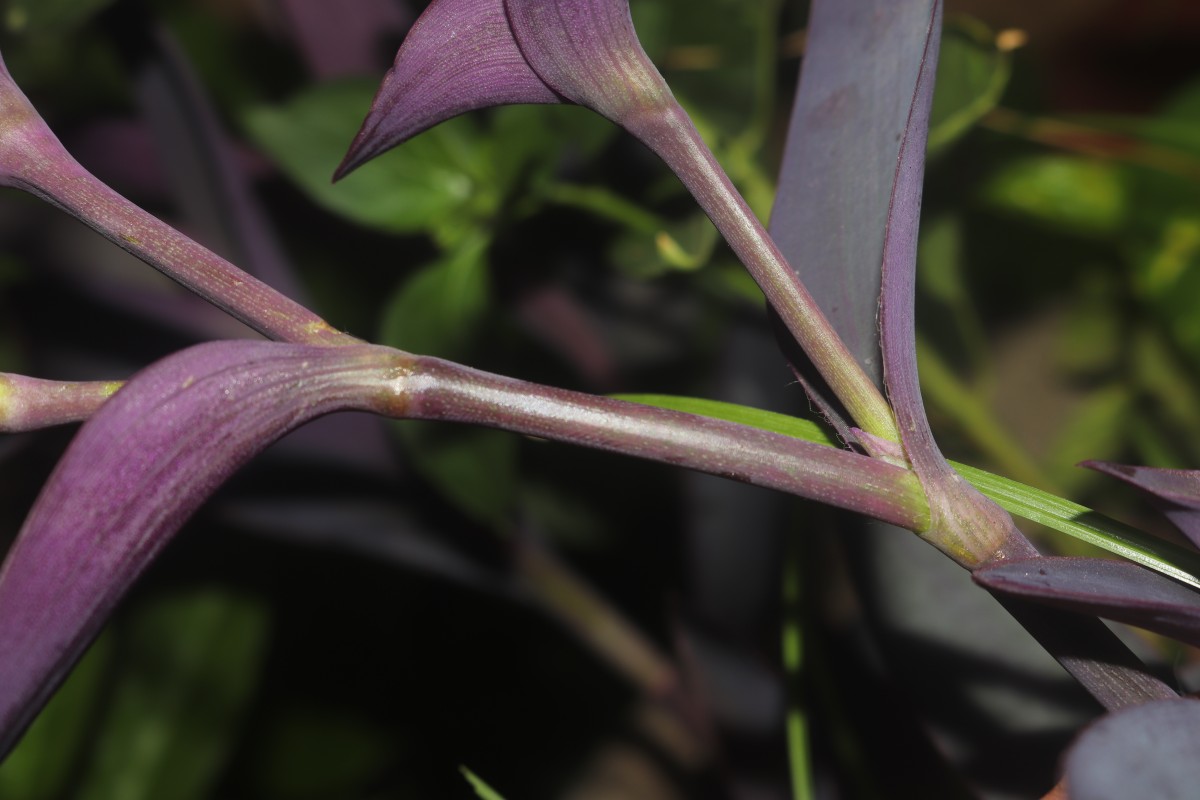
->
xmin=0 ymin=340 xmax=402 ymax=755
xmin=335 ymin=0 xmax=559 ymax=180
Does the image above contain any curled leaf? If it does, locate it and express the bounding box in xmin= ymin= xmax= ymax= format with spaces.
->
xmin=0 ymin=340 xmax=405 ymax=756
xmin=335 ymin=0 xmax=559 ymax=179
xmin=503 ymin=0 xmax=672 ymax=122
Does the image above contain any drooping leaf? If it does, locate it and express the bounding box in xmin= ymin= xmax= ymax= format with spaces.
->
xmin=0 ymin=340 xmax=403 ymax=756
xmin=73 ymin=590 xmax=269 ymax=800
xmin=1062 ymin=699 xmax=1200 ymax=800
xmin=1083 ymin=460 xmax=1200 ymax=550
xmin=974 ymin=556 xmax=1200 ymax=648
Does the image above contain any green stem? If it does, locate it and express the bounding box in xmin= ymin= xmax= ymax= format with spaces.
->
xmin=543 ymin=182 xmax=666 ymax=235
xmin=782 ymin=547 xmax=815 ymax=800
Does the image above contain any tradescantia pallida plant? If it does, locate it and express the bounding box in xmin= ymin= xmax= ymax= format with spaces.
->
xmin=1 ymin=0 xmax=1200 ymax=795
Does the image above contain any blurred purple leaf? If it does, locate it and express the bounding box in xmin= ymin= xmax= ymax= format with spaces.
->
xmin=0 ymin=340 xmax=401 ymax=756
xmin=134 ymin=28 xmax=402 ymax=476
xmin=272 ymin=0 xmax=413 ymax=80
xmin=220 ymin=498 xmax=508 ymax=595
xmin=1062 ymin=699 xmax=1200 ymax=800
xmin=336 ymin=0 xmax=559 ymax=179
xmin=135 ymin=27 xmax=307 ymax=301
xmin=1083 ymin=460 xmax=1200 ymax=549
xmin=974 ymin=556 xmax=1200 ymax=648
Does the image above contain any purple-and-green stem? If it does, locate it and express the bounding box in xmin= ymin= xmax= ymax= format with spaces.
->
xmin=626 ymin=105 xmax=901 ymax=446
xmin=3 ymin=358 xmax=932 ymax=531
xmin=0 ymin=55 xmax=351 ymax=347
xmin=381 ymin=356 xmax=928 ymax=530
xmin=0 ymin=376 xmax=120 ymax=432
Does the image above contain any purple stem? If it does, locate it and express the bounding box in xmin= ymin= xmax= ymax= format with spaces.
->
xmin=0 ymin=376 xmax=121 ymax=432
xmin=0 ymin=55 xmax=352 ymax=347
xmin=388 ymin=356 xmax=930 ymax=530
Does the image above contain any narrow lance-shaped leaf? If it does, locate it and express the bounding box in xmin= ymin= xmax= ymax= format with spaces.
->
xmin=0 ymin=340 xmax=408 ymax=757
xmin=874 ymin=0 xmax=1034 ymax=568
xmin=974 ymin=557 xmax=1200 ymax=648
xmin=769 ymin=0 xmax=939 ymax=389
xmin=1083 ymin=460 xmax=1200 ymax=550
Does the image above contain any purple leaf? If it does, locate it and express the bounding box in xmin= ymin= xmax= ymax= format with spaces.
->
xmin=335 ymin=0 xmax=559 ymax=179
xmin=273 ymin=0 xmax=412 ymax=80
xmin=1083 ymin=460 xmax=1200 ymax=550
xmin=974 ymin=556 xmax=1200 ymax=648
xmin=770 ymin=0 xmax=941 ymax=388
xmin=1062 ymin=699 xmax=1200 ymax=800
xmin=0 ymin=340 xmax=403 ymax=756
xmin=502 ymin=0 xmax=673 ymax=123
xmin=869 ymin=0 xmax=1032 ymax=567
xmin=135 ymin=27 xmax=308 ymax=302
xmin=339 ymin=0 xmax=894 ymax=434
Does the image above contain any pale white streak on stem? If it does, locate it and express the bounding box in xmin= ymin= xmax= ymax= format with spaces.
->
xmin=383 ymin=356 xmax=930 ymax=531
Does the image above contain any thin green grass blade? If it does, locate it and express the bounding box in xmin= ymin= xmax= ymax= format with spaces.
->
xmin=615 ymin=394 xmax=1200 ymax=589
xmin=460 ymin=767 xmax=507 ymax=800
xmin=782 ymin=551 xmax=815 ymax=800
xmin=957 ymin=464 xmax=1200 ymax=590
